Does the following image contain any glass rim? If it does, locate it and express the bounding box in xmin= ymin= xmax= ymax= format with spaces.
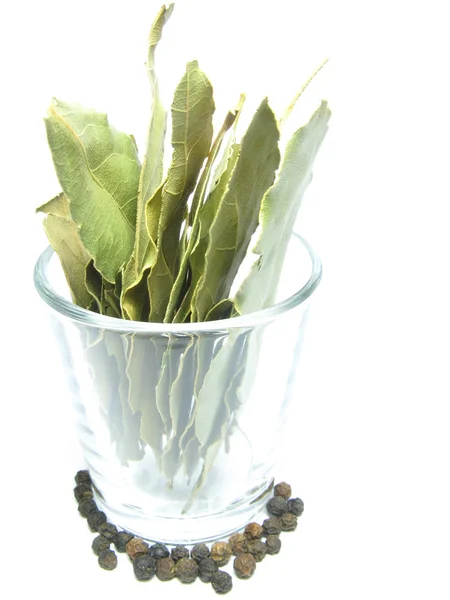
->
xmin=33 ymin=234 xmax=322 ymax=333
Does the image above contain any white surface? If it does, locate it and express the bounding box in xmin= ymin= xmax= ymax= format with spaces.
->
xmin=1 ymin=0 xmax=449 ymax=598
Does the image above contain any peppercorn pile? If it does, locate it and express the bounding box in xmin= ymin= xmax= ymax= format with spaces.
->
xmin=74 ymin=471 xmax=304 ymax=593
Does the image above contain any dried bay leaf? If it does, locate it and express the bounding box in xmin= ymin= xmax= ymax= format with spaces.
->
xmin=45 ymin=99 xmax=141 ymax=283
xmin=193 ymin=99 xmax=281 ymax=321
xmin=161 ymin=337 xmax=197 ymax=481
xmin=147 ymin=60 xmax=215 ymax=322
xmin=174 ymin=143 xmax=241 ymax=323
xmin=37 ymin=193 xmax=92 ymax=308
xmin=235 ymin=100 xmax=331 ymax=314
xmin=122 ymin=5 xmax=173 ymax=321
xmin=164 ymin=108 xmax=240 ymax=323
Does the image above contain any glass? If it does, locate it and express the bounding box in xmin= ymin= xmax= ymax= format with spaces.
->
xmin=34 ymin=233 xmax=321 ymax=543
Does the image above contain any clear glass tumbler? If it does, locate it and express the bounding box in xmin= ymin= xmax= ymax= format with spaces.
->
xmin=34 ymin=233 xmax=321 ymax=544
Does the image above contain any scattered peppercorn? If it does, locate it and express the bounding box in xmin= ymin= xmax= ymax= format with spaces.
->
xmin=273 ymin=481 xmax=292 ymax=499
xmin=245 ymin=539 xmax=267 ymax=562
xmin=87 ymin=510 xmax=107 ymax=532
xmin=114 ymin=531 xmax=134 ymax=553
xmin=198 ymin=557 xmax=219 ymax=583
xmin=75 ymin=470 xmax=92 ymax=486
xmin=288 ymin=497 xmax=304 ymax=516
xmin=126 ymin=537 xmax=149 ymax=560
xmin=92 ymin=535 xmax=111 ymax=556
xmin=211 ymin=570 xmax=233 ymax=594
xmin=171 ymin=546 xmax=190 ymax=562
xmin=228 ymin=533 xmax=248 ymax=555
xmin=233 ymin=553 xmax=257 ymax=579
xmin=267 ymin=496 xmax=289 ymax=517
xmin=280 ymin=512 xmax=298 ymax=531
xmin=78 ymin=498 xmax=97 ymax=518
xmin=211 ymin=542 xmax=232 ymax=567
xmin=265 ymin=535 xmax=281 ymax=555
xmin=98 ymin=549 xmax=118 ymax=570
xmin=156 ymin=557 xmax=176 ymax=581
xmin=262 ymin=517 xmax=282 ymax=536
xmin=74 ymin=484 xmax=94 ymax=503
xmin=98 ymin=522 xmax=118 ymax=540
xmin=191 ymin=543 xmax=210 ymax=563
xmin=133 ymin=555 xmax=157 ymax=581
xmin=245 ymin=522 xmax=264 ymax=540
xmin=149 ymin=543 xmax=170 ymax=559
xmin=175 ymin=557 xmax=199 ymax=583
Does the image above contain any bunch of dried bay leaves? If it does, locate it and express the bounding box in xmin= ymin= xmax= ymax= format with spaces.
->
xmin=36 ymin=4 xmax=331 ymax=501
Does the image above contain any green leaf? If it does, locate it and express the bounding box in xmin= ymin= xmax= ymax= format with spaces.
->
xmin=235 ymin=100 xmax=331 ymax=314
xmin=161 ymin=336 xmax=197 ymax=482
xmin=174 ymin=143 xmax=241 ymax=323
xmin=121 ymin=5 xmax=173 ymax=321
xmin=126 ymin=336 xmax=165 ymax=463
xmin=37 ymin=193 xmax=92 ymax=308
xmin=193 ymin=98 xmax=281 ymax=321
xmin=122 ymin=184 xmax=164 ymax=321
xmin=204 ymin=298 xmax=234 ymax=321
xmin=147 ymin=60 xmax=215 ymax=321
xmin=85 ymin=260 xmax=121 ymax=317
xmin=164 ymin=106 xmax=240 ymax=323
xmin=45 ymin=99 xmax=141 ymax=283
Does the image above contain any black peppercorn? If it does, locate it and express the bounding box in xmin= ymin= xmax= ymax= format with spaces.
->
xmin=133 ymin=554 xmax=157 ymax=581
xmin=149 ymin=543 xmax=170 ymax=559
xmin=234 ymin=553 xmax=256 ymax=578
xmin=78 ymin=498 xmax=97 ymax=518
xmin=267 ymin=496 xmax=289 ymax=517
xmin=75 ymin=470 xmax=92 ymax=486
xmin=98 ymin=549 xmax=117 ymax=570
xmin=265 ymin=534 xmax=281 ymax=555
xmin=244 ymin=522 xmax=264 ymax=540
xmin=98 ymin=522 xmax=118 ymax=540
xmin=175 ymin=557 xmax=199 ymax=583
xmin=126 ymin=537 xmax=149 ymax=560
xmin=74 ymin=484 xmax=93 ymax=503
xmin=288 ymin=497 xmax=304 ymax=516
xmin=171 ymin=546 xmax=190 ymax=562
xmin=280 ymin=512 xmax=298 ymax=531
xmin=114 ymin=531 xmax=134 ymax=553
xmin=92 ymin=535 xmax=111 ymax=556
xmin=273 ymin=481 xmax=292 ymax=499
xmin=228 ymin=533 xmax=248 ymax=555
xmin=262 ymin=517 xmax=282 ymax=536
xmin=245 ymin=539 xmax=267 ymax=562
xmin=156 ymin=557 xmax=176 ymax=581
xmin=198 ymin=557 xmax=219 ymax=583
xmin=211 ymin=570 xmax=233 ymax=594
xmin=211 ymin=542 xmax=232 ymax=567
xmin=87 ymin=510 xmax=107 ymax=532
xmin=191 ymin=543 xmax=210 ymax=563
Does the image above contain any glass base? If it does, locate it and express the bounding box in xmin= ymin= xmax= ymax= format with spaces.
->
xmin=94 ymin=478 xmax=274 ymax=544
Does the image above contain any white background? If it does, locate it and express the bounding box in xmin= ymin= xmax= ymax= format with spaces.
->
xmin=1 ymin=0 xmax=449 ymax=598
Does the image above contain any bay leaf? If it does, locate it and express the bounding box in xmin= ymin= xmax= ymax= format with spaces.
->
xmin=147 ymin=60 xmax=215 ymax=322
xmin=104 ymin=333 xmax=144 ymax=463
xmin=161 ymin=336 xmax=197 ymax=482
xmin=235 ymin=100 xmax=331 ymax=314
xmin=193 ymin=98 xmax=281 ymax=321
xmin=121 ymin=184 xmax=163 ymax=321
xmin=45 ymin=99 xmax=141 ymax=283
xmin=179 ymin=335 xmax=220 ymax=477
xmin=129 ymin=336 xmax=165 ymax=464
xmin=37 ymin=193 xmax=92 ymax=308
xmin=85 ymin=260 xmax=121 ymax=318
xmin=121 ymin=4 xmax=173 ymax=321
xmin=174 ymin=143 xmax=241 ymax=323
xmin=164 ymin=106 xmax=240 ymax=323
